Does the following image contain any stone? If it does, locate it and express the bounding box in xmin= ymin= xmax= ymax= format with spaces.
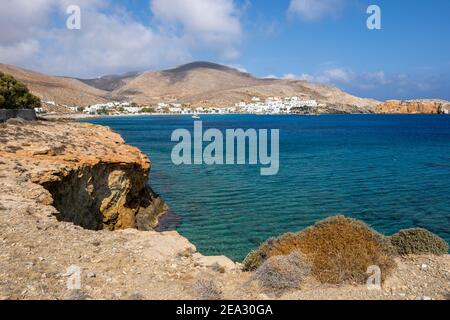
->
xmin=193 ymin=254 xmax=237 ymax=272
xmin=0 ymin=121 xmax=168 ymax=231
xmin=32 ymin=148 xmax=51 ymax=156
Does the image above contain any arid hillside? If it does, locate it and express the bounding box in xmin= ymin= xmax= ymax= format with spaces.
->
xmin=110 ymin=62 xmax=379 ymax=109
xmin=0 ymin=64 xmax=108 ymax=107
xmin=0 ymin=62 xmax=378 ymax=110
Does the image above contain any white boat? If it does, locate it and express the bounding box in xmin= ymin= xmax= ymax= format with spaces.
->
xmin=192 ymin=115 xmax=201 ymax=119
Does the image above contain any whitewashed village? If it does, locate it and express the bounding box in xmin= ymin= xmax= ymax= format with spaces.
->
xmin=36 ymin=96 xmax=327 ymax=116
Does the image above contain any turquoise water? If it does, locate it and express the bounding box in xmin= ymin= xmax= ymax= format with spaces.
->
xmin=84 ymin=115 xmax=450 ymax=261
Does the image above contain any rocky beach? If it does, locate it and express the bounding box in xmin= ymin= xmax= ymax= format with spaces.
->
xmin=0 ymin=119 xmax=448 ymax=300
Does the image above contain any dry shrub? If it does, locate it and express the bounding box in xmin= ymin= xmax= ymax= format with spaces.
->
xmin=244 ymin=215 xmax=396 ymax=285
xmin=193 ymin=278 xmax=223 ymax=300
xmin=252 ymin=252 xmax=311 ymax=294
xmin=390 ymin=228 xmax=449 ymax=256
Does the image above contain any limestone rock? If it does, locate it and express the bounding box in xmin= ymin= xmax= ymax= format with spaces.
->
xmin=0 ymin=121 xmax=168 ymax=231
xmin=193 ymin=254 xmax=237 ymax=272
xmin=375 ymin=99 xmax=450 ymax=114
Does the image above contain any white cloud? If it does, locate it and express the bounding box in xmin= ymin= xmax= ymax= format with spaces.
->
xmin=288 ymin=0 xmax=347 ymax=21
xmin=225 ymin=64 xmax=248 ymax=73
xmin=316 ymin=68 xmax=353 ymax=83
xmin=0 ymin=0 xmax=53 ymax=44
xmin=284 ymin=68 xmax=353 ymax=83
xmin=39 ymin=10 xmax=191 ymax=77
xmin=277 ymin=68 xmax=393 ymax=90
xmin=150 ymin=0 xmax=242 ymax=59
xmin=282 ymin=73 xmax=298 ymax=80
xmin=0 ymin=0 xmax=243 ymax=77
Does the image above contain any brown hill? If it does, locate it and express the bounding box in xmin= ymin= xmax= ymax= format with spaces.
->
xmin=0 ymin=63 xmax=107 ymax=107
xmin=0 ymin=62 xmax=378 ymax=110
xmin=111 ymin=62 xmax=379 ymax=109
xmin=78 ymin=72 xmax=141 ymax=92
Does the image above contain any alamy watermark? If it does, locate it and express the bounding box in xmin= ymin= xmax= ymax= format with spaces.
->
xmin=367 ymin=5 xmax=382 ymax=30
xmin=64 ymin=4 xmax=380 ymax=31
xmin=66 ymin=5 xmax=81 ymax=30
xmin=65 ymin=265 xmax=81 ymax=290
xmin=367 ymin=265 xmax=382 ymax=290
xmin=171 ymin=121 xmax=280 ymax=176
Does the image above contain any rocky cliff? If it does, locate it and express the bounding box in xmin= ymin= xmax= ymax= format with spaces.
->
xmin=0 ymin=119 xmax=167 ymax=230
xmin=0 ymin=119 xmax=241 ymax=300
xmin=375 ymin=99 xmax=450 ymax=114
xmin=0 ymin=119 xmax=448 ymax=300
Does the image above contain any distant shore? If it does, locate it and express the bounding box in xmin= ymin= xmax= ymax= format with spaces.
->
xmin=39 ymin=112 xmax=450 ymax=122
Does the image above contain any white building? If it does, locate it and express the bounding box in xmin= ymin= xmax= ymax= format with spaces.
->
xmin=67 ymin=106 xmax=80 ymax=112
xmin=297 ymin=100 xmax=318 ymax=107
xmin=168 ymin=107 xmax=182 ymax=114
xmin=124 ymin=107 xmax=140 ymax=114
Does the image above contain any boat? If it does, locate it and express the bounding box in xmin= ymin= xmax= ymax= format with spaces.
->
xmin=192 ymin=115 xmax=201 ymax=119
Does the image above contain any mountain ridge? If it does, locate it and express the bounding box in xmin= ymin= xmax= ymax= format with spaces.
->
xmin=1 ymin=61 xmax=379 ymax=110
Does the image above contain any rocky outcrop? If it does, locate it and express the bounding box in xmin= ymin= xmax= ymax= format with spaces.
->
xmin=0 ymin=120 xmax=167 ymax=230
xmin=1 ymin=120 xmax=448 ymax=300
xmin=0 ymin=119 xmax=243 ymax=300
xmin=375 ymin=99 xmax=450 ymax=114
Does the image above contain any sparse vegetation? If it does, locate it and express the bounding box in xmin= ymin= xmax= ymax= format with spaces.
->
xmin=390 ymin=228 xmax=449 ymax=256
xmin=193 ymin=278 xmax=223 ymax=300
xmin=140 ymin=107 xmax=155 ymax=113
xmin=252 ymin=252 xmax=311 ymax=295
xmin=0 ymin=72 xmax=41 ymax=110
xmin=243 ymin=215 xmax=396 ymax=285
xmin=96 ymin=107 xmax=109 ymax=115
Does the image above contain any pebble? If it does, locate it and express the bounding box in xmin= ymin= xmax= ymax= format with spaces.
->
xmin=87 ymin=272 xmax=96 ymax=278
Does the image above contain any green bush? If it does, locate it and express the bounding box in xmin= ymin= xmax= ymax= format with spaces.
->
xmin=0 ymin=72 xmax=41 ymax=110
xmin=140 ymin=107 xmax=155 ymax=113
xmin=243 ymin=216 xmax=396 ymax=285
xmin=390 ymin=228 xmax=449 ymax=256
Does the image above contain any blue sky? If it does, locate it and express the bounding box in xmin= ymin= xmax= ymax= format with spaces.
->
xmin=1 ymin=0 xmax=449 ymax=100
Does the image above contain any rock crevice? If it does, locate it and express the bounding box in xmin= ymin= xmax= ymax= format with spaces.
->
xmin=40 ymin=162 xmax=167 ymax=231
xmin=0 ymin=120 xmax=168 ymax=231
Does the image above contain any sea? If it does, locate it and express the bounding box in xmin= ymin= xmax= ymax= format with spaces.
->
xmin=83 ymin=114 xmax=450 ymax=261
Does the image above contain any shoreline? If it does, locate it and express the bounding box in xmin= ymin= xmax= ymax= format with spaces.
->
xmin=39 ymin=112 xmax=450 ymax=122
xmin=0 ymin=118 xmax=449 ymax=300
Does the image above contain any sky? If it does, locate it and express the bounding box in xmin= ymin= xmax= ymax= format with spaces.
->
xmin=0 ymin=0 xmax=449 ymax=101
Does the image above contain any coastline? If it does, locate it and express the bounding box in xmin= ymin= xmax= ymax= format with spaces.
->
xmin=0 ymin=118 xmax=448 ymax=300
xmin=38 ymin=111 xmax=450 ymax=123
